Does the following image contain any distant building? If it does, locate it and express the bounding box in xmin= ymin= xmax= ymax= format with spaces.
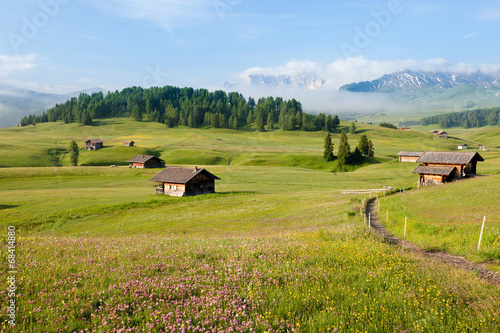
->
xmin=457 ymin=144 xmax=468 ymax=150
xmin=150 ymin=166 xmax=220 ymax=197
xmin=413 ymin=151 xmax=484 ymax=186
xmin=123 ymin=141 xmax=135 ymax=147
xmin=437 ymin=131 xmax=448 ymax=138
xmin=399 ymin=126 xmax=411 ymax=131
xmin=127 ymin=155 xmax=165 ymax=168
xmin=397 ymin=151 xmax=424 ymax=162
xmin=85 ymin=139 xmax=103 ymax=150
xmin=17 ymin=122 xmax=27 ymax=127
xmin=429 ymin=129 xmax=439 ymax=134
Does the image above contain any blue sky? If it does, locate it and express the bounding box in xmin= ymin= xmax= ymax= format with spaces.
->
xmin=1 ymin=0 xmax=500 ymax=94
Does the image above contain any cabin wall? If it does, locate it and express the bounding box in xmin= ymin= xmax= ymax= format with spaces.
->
xmin=161 ymin=183 xmax=186 ymax=197
xmin=399 ymin=156 xmax=420 ymax=162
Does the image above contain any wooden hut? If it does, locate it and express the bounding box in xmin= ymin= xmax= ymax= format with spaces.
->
xmin=17 ymin=122 xmax=27 ymax=127
xmin=85 ymin=139 xmax=103 ymax=150
xmin=399 ymin=126 xmax=411 ymax=131
xmin=123 ymin=141 xmax=135 ymax=147
xmin=397 ymin=151 xmax=423 ymax=162
xmin=127 ymin=155 xmax=165 ymax=168
xmin=437 ymin=131 xmax=448 ymax=138
xmin=457 ymin=144 xmax=468 ymax=150
xmin=150 ymin=166 xmax=220 ymax=197
xmin=413 ymin=151 xmax=484 ymax=186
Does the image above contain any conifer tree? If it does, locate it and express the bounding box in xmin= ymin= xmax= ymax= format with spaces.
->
xmin=337 ymin=130 xmax=350 ymax=165
xmin=323 ymin=132 xmax=334 ymax=162
xmin=349 ymin=122 xmax=357 ymax=134
xmin=69 ymin=140 xmax=79 ymax=166
xmin=368 ymin=139 xmax=374 ymax=157
xmin=358 ymin=134 xmax=370 ymax=156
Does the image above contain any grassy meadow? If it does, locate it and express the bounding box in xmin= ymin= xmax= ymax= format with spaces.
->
xmin=1 ymin=119 xmax=500 ymax=332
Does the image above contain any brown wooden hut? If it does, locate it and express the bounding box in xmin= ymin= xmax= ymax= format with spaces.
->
xmin=436 ymin=131 xmax=448 ymax=138
xmin=85 ymin=139 xmax=103 ymax=150
xmin=150 ymin=166 xmax=220 ymax=197
xmin=123 ymin=141 xmax=135 ymax=147
xmin=397 ymin=151 xmax=423 ymax=162
xmin=413 ymin=151 xmax=484 ymax=186
xmin=127 ymin=155 xmax=165 ymax=168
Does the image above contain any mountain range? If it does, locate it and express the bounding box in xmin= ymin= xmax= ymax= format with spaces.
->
xmin=339 ymin=70 xmax=500 ymax=94
xmin=0 ymin=86 xmax=106 ymax=128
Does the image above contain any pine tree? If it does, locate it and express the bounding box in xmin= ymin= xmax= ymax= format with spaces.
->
xmin=131 ymin=105 xmax=142 ymax=121
xmin=349 ymin=122 xmax=357 ymax=134
xmin=358 ymin=134 xmax=370 ymax=156
xmin=80 ymin=111 xmax=93 ymax=125
xmin=350 ymin=147 xmax=363 ymax=164
xmin=368 ymin=140 xmax=374 ymax=157
xmin=337 ymin=130 xmax=350 ymax=165
xmin=266 ymin=112 xmax=274 ymax=130
xmin=323 ymin=132 xmax=334 ymax=162
xmin=69 ymin=140 xmax=79 ymax=166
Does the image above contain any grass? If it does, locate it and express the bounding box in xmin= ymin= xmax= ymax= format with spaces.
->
xmin=379 ymin=175 xmax=500 ymax=266
xmin=0 ymin=118 xmax=478 ymax=168
xmin=1 ymin=119 xmax=500 ymax=331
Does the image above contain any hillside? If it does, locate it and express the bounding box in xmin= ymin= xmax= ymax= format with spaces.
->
xmin=2 ymin=118 xmax=499 ymax=170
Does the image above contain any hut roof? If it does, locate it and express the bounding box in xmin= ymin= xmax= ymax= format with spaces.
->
xmin=416 ymin=151 xmax=484 ymax=164
xmin=412 ymin=165 xmax=457 ymax=176
xmin=124 ymin=140 xmax=134 ymax=144
xmin=397 ymin=151 xmax=424 ymax=157
xmin=86 ymin=139 xmax=103 ymax=144
xmin=150 ymin=167 xmax=220 ymax=184
xmin=127 ymin=155 xmax=163 ymax=163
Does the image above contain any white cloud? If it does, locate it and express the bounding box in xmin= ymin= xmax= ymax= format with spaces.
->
xmin=0 ymin=54 xmax=37 ymax=77
xmin=462 ymin=31 xmax=482 ymax=39
xmin=85 ymin=0 xmax=220 ymax=33
xmin=477 ymin=7 xmax=500 ymax=21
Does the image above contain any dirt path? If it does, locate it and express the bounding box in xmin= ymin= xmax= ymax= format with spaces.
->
xmin=366 ymin=199 xmax=500 ymax=287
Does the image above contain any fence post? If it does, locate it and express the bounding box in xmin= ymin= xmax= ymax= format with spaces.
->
xmin=404 ymin=217 xmax=407 ymax=238
xmin=364 ymin=214 xmax=366 ymax=226
xmin=369 ymin=213 xmax=371 ymax=228
xmin=378 ymin=200 xmax=380 ymax=212
xmin=477 ymin=216 xmax=486 ymax=251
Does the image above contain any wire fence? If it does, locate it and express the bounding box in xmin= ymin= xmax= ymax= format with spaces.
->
xmin=367 ymin=198 xmax=500 ymax=252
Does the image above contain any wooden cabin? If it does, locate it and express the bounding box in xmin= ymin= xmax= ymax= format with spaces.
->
xmin=457 ymin=144 xmax=467 ymax=150
xmin=123 ymin=141 xmax=135 ymax=147
xmin=399 ymin=126 xmax=411 ymax=131
xmin=17 ymin=122 xmax=27 ymax=127
xmin=437 ymin=131 xmax=448 ymax=138
xmin=413 ymin=151 xmax=484 ymax=186
xmin=85 ymin=139 xmax=103 ymax=150
xmin=127 ymin=155 xmax=165 ymax=168
xmin=429 ymin=129 xmax=439 ymax=134
xmin=150 ymin=166 xmax=220 ymax=197
xmin=397 ymin=151 xmax=423 ymax=162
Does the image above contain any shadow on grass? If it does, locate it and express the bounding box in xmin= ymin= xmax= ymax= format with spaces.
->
xmin=0 ymin=204 xmax=20 ymax=210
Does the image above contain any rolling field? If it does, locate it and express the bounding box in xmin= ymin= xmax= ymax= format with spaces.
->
xmin=1 ymin=119 xmax=500 ymax=332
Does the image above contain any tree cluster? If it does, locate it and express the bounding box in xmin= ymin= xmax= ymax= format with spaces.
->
xmin=379 ymin=122 xmax=398 ymax=129
xmin=420 ymin=107 xmax=500 ymax=128
xmin=327 ymin=132 xmax=373 ymax=165
xmin=19 ymin=86 xmax=341 ymax=132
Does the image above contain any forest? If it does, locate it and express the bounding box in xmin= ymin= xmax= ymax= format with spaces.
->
xmin=420 ymin=107 xmax=500 ymax=128
xmin=19 ymin=86 xmax=340 ymax=132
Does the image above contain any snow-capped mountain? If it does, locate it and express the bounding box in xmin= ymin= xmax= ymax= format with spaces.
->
xmin=245 ymin=73 xmax=325 ymax=90
xmin=339 ymin=70 xmax=500 ymax=93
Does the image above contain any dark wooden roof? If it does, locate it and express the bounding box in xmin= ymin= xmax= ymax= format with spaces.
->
xmin=397 ymin=151 xmax=424 ymax=157
xmin=127 ymin=155 xmax=163 ymax=163
xmin=86 ymin=139 xmax=103 ymax=144
xmin=150 ymin=167 xmax=220 ymax=184
xmin=412 ymin=165 xmax=457 ymax=176
xmin=416 ymin=151 xmax=484 ymax=165
xmin=124 ymin=140 xmax=134 ymax=144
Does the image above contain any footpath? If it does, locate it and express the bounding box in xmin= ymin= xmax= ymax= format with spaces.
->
xmin=366 ymin=199 xmax=500 ymax=287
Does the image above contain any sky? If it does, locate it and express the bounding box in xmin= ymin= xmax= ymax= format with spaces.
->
xmin=1 ymin=0 xmax=500 ymax=96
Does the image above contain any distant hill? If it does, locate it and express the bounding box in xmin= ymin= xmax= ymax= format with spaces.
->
xmin=0 ymin=85 xmax=107 ymax=128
